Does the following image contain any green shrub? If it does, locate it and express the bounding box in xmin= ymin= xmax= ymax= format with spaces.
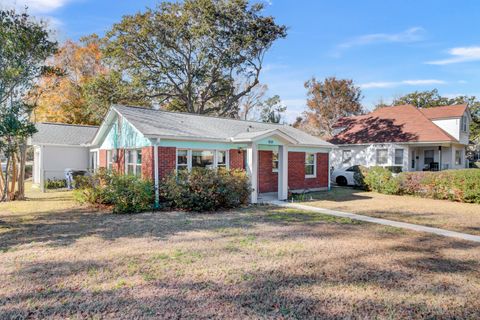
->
xmin=73 ymin=169 xmax=154 ymax=213
xmin=44 ymin=178 xmax=66 ymax=189
xmin=160 ymin=168 xmax=250 ymax=212
xmin=362 ymin=166 xmax=399 ymax=194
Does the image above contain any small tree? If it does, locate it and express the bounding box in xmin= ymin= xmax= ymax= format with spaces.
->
xmin=299 ymin=77 xmax=363 ymax=136
xmin=0 ymin=9 xmax=57 ymax=201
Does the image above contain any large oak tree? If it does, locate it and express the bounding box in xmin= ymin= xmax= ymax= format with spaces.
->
xmin=105 ymin=0 xmax=287 ymax=117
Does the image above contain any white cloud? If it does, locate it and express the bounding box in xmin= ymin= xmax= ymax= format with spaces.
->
xmin=426 ymin=46 xmax=480 ymax=65
xmin=336 ymin=27 xmax=425 ymax=52
xmin=1 ymin=0 xmax=71 ymax=13
xmin=360 ymin=79 xmax=446 ymax=89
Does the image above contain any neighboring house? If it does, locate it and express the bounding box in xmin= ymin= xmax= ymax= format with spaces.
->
xmin=330 ymin=104 xmax=471 ymax=172
xmin=29 ymin=123 xmax=99 ymax=186
xmin=31 ymin=105 xmax=335 ymax=203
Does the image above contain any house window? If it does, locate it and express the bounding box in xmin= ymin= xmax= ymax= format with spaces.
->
xmin=461 ymin=115 xmax=467 ymax=132
xmin=217 ymin=150 xmax=227 ymax=168
xmin=106 ymin=150 xmax=113 ymax=170
xmin=424 ymin=150 xmax=434 ymax=165
xmin=455 ymin=150 xmax=462 ymax=165
xmin=177 ymin=149 xmax=189 ymax=171
xmin=126 ymin=149 xmax=142 ymax=176
xmin=394 ymin=149 xmax=404 ymax=165
xmin=272 ymin=151 xmax=279 ymax=172
xmin=342 ymin=150 xmax=352 ymax=164
xmin=305 ymin=153 xmax=316 ymax=178
xmin=376 ymin=149 xmax=388 ymax=165
xmin=192 ymin=150 xmax=214 ymax=168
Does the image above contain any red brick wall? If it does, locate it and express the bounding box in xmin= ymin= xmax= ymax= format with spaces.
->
xmin=258 ymin=150 xmax=278 ymax=193
xmin=229 ymin=149 xmax=244 ymax=169
xmin=99 ymin=149 xmax=107 ymax=168
xmin=288 ymin=152 xmax=329 ymax=191
xmin=158 ymin=146 xmax=176 ymax=180
xmin=141 ymin=146 xmax=154 ymax=180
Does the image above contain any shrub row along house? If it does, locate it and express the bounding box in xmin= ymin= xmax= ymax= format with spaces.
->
xmin=330 ymin=104 xmax=471 ymax=172
xmin=30 ymin=105 xmax=335 ymax=203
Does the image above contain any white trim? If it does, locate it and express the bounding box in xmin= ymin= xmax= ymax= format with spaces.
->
xmin=154 ymin=144 xmax=159 ymax=206
xmin=246 ymin=143 xmax=258 ymax=203
xmin=175 ymin=148 xmax=230 ymax=171
xmin=305 ymin=152 xmax=317 ymax=178
xmin=125 ymin=148 xmax=142 ymax=176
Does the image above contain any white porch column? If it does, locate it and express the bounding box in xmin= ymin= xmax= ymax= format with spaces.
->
xmin=277 ymin=145 xmax=288 ymax=200
xmin=153 ymin=144 xmax=159 ymax=208
xmin=246 ymin=143 xmax=258 ymax=203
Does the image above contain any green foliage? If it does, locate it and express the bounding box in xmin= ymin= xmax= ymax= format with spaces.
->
xmin=44 ymin=178 xmax=66 ymax=189
xmin=160 ymin=168 xmax=250 ymax=212
xmin=73 ymin=169 xmax=154 ymax=213
xmin=359 ymin=166 xmax=480 ymax=203
xmin=105 ymin=0 xmax=287 ymax=117
xmin=361 ymin=166 xmax=400 ymax=195
xmin=259 ymin=95 xmax=286 ymax=123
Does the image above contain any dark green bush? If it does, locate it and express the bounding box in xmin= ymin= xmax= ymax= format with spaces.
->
xmin=160 ymin=168 xmax=250 ymax=212
xmin=44 ymin=178 xmax=66 ymax=189
xmin=73 ymin=169 xmax=154 ymax=213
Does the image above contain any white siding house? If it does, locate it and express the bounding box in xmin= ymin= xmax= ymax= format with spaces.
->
xmin=330 ymin=104 xmax=471 ymax=172
xmin=30 ymin=123 xmax=98 ymax=187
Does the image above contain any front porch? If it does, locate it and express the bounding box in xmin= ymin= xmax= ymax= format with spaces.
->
xmin=408 ymin=143 xmax=466 ymax=172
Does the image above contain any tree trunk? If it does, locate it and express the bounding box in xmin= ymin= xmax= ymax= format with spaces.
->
xmin=9 ymin=153 xmax=17 ymax=200
xmin=1 ymin=157 xmax=9 ymax=202
xmin=16 ymin=143 xmax=27 ymax=200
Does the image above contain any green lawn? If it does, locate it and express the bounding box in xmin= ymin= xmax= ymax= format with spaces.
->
xmin=303 ymin=187 xmax=480 ymax=235
xmin=1 ymin=186 xmax=480 ymax=319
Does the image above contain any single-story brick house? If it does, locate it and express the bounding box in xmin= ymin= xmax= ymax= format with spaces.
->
xmin=86 ymin=105 xmax=335 ymax=203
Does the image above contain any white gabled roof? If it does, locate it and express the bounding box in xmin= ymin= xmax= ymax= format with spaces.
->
xmin=102 ymin=105 xmax=334 ymax=148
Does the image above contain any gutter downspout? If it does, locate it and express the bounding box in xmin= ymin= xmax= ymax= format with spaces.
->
xmin=153 ymin=141 xmax=159 ymax=208
xmin=328 ymin=151 xmax=331 ymax=191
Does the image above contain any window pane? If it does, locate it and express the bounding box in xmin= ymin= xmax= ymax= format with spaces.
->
xmin=272 ymin=151 xmax=279 ymax=171
xmin=305 ymin=164 xmax=314 ymax=175
xmin=305 ymin=153 xmax=314 ymax=165
xmin=394 ymin=149 xmax=403 ymax=165
xmin=376 ymin=149 xmax=388 ymax=164
xmin=424 ymin=150 xmax=434 ymax=165
xmin=177 ymin=150 xmax=188 ymax=165
xmin=217 ymin=151 xmax=226 ymax=166
xmin=192 ymin=150 xmax=214 ymax=168
xmin=136 ymin=150 xmax=142 ymax=165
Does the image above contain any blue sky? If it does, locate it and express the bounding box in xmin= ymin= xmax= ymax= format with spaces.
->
xmin=4 ymin=0 xmax=480 ymax=122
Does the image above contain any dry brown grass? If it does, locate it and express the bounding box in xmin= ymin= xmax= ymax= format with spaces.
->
xmin=305 ymin=187 xmax=480 ymax=235
xmin=1 ymin=186 xmax=480 ymax=319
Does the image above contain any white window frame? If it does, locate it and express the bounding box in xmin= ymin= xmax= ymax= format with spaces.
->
xmin=272 ymin=151 xmax=279 ymax=173
xmin=376 ymin=149 xmax=388 ymax=165
xmin=176 ymin=149 xmax=230 ymax=171
xmin=305 ymin=152 xmax=317 ymax=178
xmin=342 ymin=150 xmax=352 ymax=164
xmin=394 ymin=149 xmax=404 ymax=166
xmin=125 ymin=149 xmax=142 ymax=176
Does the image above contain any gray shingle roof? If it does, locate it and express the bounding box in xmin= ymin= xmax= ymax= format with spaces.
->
xmin=31 ymin=123 xmax=99 ymax=146
xmin=113 ymin=105 xmax=334 ymax=147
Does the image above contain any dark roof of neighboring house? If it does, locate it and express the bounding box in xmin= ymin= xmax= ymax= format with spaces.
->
xmin=31 ymin=122 xmax=99 ymax=146
xmin=108 ymin=105 xmax=334 ymax=147
xmin=419 ymin=104 xmax=468 ymax=119
xmin=329 ymin=105 xmax=460 ymax=145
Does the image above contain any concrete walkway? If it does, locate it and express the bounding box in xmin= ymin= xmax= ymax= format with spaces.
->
xmin=270 ymin=200 xmax=480 ymax=243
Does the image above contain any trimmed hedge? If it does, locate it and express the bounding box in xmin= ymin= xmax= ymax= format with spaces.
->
xmin=160 ymin=168 xmax=251 ymax=212
xmin=356 ymin=166 xmax=480 ymax=203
